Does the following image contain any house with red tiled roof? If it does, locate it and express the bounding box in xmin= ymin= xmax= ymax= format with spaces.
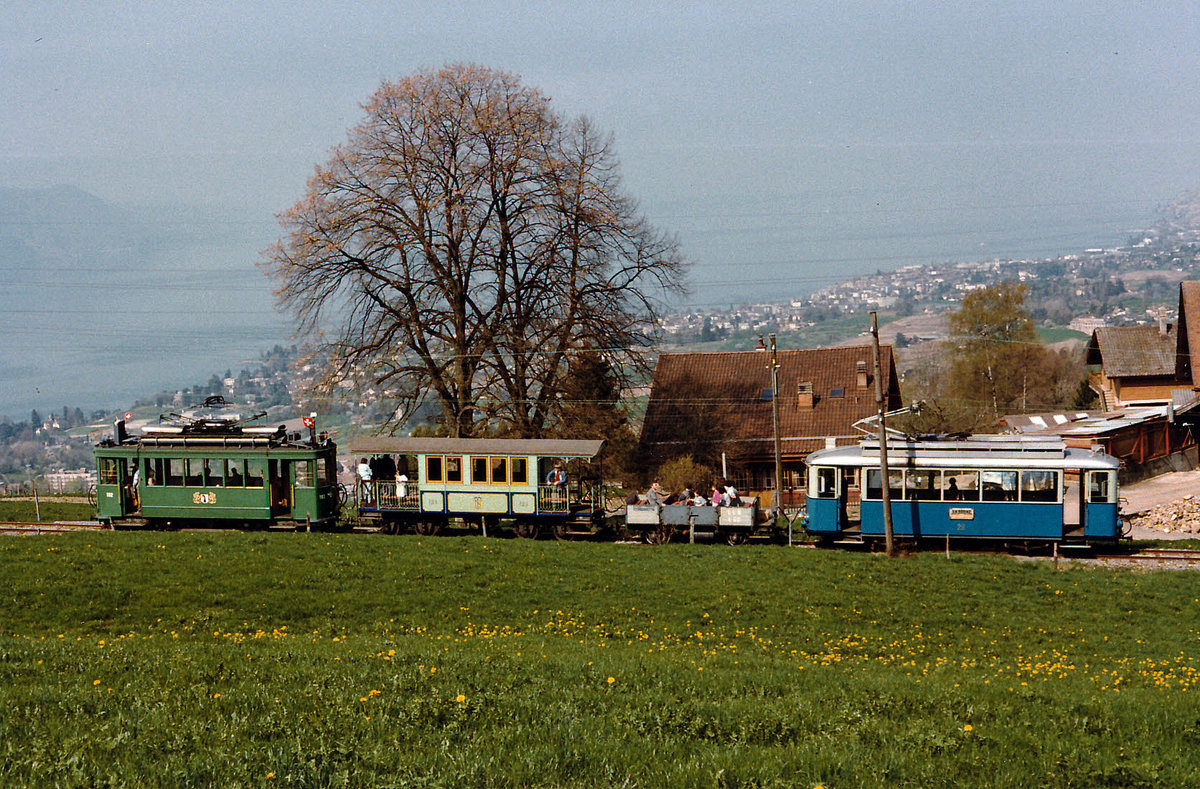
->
xmin=638 ymin=345 xmax=902 ymax=504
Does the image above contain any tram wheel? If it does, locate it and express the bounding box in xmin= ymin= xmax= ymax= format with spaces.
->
xmin=552 ymin=523 xmax=571 ymax=541
xmin=514 ymin=521 xmax=540 ymax=540
xmin=725 ymin=531 xmax=748 ymax=546
xmin=414 ymin=521 xmax=441 ymax=537
xmin=644 ymin=526 xmax=672 ymax=545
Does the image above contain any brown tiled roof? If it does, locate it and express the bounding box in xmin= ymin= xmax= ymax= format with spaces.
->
xmin=1087 ymin=325 xmax=1177 ymax=378
xmin=639 ymin=346 xmax=902 ymax=461
xmin=1177 ymin=281 xmax=1200 ymax=387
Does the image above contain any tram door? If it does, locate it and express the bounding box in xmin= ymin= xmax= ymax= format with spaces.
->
xmin=842 ymin=468 xmax=862 ymax=526
xmin=1063 ymin=470 xmax=1082 ymax=529
xmin=269 ymin=460 xmax=292 ymax=516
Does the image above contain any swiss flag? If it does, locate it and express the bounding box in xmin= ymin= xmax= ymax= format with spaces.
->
xmin=302 ymin=416 xmax=315 ymax=428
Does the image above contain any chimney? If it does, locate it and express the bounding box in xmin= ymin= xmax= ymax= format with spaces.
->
xmin=856 ymin=360 xmax=868 ymax=388
xmin=754 ymin=333 xmax=767 ymax=351
xmin=797 ymin=381 xmax=814 ymax=411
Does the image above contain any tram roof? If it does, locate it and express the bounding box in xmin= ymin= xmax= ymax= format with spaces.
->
xmin=348 ymin=436 xmax=605 ymax=460
xmin=806 ymin=436 xmax=1119 ymax=470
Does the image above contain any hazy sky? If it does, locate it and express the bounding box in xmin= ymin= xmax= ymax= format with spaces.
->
xmin=5 ymin=2 xmax=1200 ymax=293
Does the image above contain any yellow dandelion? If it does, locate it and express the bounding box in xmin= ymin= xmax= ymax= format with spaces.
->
xmin=266 ymin=772 xmax=275 ymax=779
xmin=455 ymin=694 xmax=466 ymax=702
xmin=963 ymin=724 xmax=973 ymax=731
xmin=92 ymin=679 xmax=101 ymax=686
xmin=430 ymin=667 xmax=436 ymax=674
xmin=213 ymin=693 xmax=221 ymax=699
xmin=607 ymin=676 xmax=615 ymax=684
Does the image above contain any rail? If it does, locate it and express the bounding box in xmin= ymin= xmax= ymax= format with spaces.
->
xmin=539 ymin=485 xmax=569 ymax=514
xmin=358 ymin=480 xmax=419 ymax=511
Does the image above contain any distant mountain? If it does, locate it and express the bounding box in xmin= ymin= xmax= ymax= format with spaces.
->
xmin=0 ymin=185 xmax=150 ymax=269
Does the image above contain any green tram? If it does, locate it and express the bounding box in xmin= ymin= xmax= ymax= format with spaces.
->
xmin=94 ymin=413 xmax=340 ymax=530
xmin=350 ymin=437 xmax=606 ymax=539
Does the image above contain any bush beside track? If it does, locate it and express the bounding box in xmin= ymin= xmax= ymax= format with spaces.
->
xmin=2 ymin=532 xmax=1198 ymax=787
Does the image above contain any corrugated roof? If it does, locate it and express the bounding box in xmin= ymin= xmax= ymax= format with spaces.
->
xmin=1088 ymin=325 xmax=1177 ymax=378
xmin=639 ymin=346 xmax=902 ymax=461
xmin=348 ymin=437 xmax=605 ymax=459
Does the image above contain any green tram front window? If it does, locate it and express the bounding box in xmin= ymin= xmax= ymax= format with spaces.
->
xmin=98 ymin=457 xmax=119 ymax=485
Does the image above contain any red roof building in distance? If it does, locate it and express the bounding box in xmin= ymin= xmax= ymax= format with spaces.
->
xmin=638 ymin=345 xmax=902 ymax=501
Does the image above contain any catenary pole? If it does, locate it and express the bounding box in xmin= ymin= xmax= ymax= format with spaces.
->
xmin=769 ymin=334 xmax=786 ymax=545
xmin=871 ymin=312 xmax=895 ymax=557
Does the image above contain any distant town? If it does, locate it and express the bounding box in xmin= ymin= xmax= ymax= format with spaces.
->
xmin=658 ymin=212 xmax=1200 ymax=350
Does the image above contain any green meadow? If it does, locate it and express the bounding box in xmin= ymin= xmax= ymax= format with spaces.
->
xmin=1 ymin=532 xmax=1198 ymax=788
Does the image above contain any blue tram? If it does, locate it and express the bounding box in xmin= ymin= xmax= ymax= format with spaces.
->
xmin=802 ymin=436 xmax=1124 ymax=545
xmin=350 ymin=437 xmax=606 ymax=538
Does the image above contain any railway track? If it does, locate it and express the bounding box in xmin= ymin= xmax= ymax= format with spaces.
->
xmin=1095 ymin=547 xmax=1200 ymax=566
xmin=0 ymin=521 xmax=107 ymax=535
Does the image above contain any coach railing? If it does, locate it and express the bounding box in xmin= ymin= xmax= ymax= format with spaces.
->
xmin=358 ymin=480 xmax=419 ymax=511
xmin=539 ymin=484 xmax=569 ymax=514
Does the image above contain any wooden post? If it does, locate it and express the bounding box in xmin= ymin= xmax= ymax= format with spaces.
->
xmin=769 ymin=334 xmax=786 ymax=546
xmin=871 ymin=312 xmax=895 ymax=557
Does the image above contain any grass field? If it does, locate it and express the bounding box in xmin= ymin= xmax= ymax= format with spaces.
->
xmin=2 ymin=532 xmax=1198 ymax=787
xmin=0 ymin=497 xmax=94 ymax=523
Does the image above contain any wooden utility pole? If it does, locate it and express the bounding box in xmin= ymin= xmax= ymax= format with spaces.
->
xmin=769 ymin=334 xmax=786 ymax=544
xmin=870 ymin=312 xmax=895 ymax=557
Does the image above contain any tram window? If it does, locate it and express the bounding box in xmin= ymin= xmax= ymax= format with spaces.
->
xmin=295 ymin=461 xmax=312 ymax=487
xmin=1020 ymin=470 xmax=1058 ymax=502
xmin=811 ymin=467 xmax=838 ymax=499
xmin=98 ymin=458 xmax=119 ymax=485
xmin=225 ymin=459 xmax=244 ymax=487
xmin=166 ymin=459 xmax=184 ymax=486
xmin=511 ymin=458 xmax=528 ymax=484
xmin=863 ymin=469 xmax=903 ymax=500
xmin=471 ymin=457 xmax=488 ymax=484
xmin=981 ymin=470 xmax=1017 ymax=502
xmin=203 ymin=459 xmax=223 ymax=487
xmin=185 ymin=459 xmax=203 ymax=487
xmin=446 ymin=457 xmax=462 ymax=483
xmin=245 ymin=461 xmax=264 ymax=488
xmin=865 ymin=469 xmax=880 ymax=499
xmin=942 ymin=470 xmax=978 ymax=501
xmin=322 ymin=456 xmax=336 ymax=485
xmin=906 ymin=469 xmax=940 ymax=500
xmin=148 ymin=458 xmax=163 ymax=486
xmin=1088 ymin=471 xmax=1114 ymax=503
xmin=426 ymin=456 xmax=443 ymax=483
xmin=490 ymin=457 xmax=508 ymax=484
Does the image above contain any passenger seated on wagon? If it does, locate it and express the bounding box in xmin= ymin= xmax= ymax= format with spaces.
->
xmin=625 ymin=489 xmax=641 ymax=506
xmin=722 ymin=481 xmax=740 ymax=506
xmin=710 ymin=484 xmax=722 ymax=507
xmin=644 ymin=480 xmax=667 ymax=507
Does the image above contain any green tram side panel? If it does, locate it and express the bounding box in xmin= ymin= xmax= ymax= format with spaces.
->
xmin=95 ymin=443 xmax=338 ymax=524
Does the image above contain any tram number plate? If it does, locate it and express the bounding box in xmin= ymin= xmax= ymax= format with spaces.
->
xmin=192 ymin=492 xmax=217 ymax=505
xmin=948 ymin=507 xmax=974 ymax=520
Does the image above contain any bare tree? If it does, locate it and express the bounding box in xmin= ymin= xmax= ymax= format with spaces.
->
xmin=263 ymin=64 xmax=685 ymax=436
